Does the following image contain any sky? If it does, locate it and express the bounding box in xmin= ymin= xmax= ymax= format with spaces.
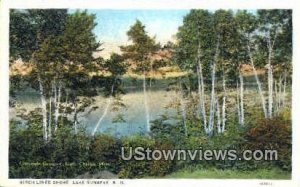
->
xmin=73 ymin=9 xmax=190 ymax=58
xmin=69 ymin=9 xmax=256 ymax=59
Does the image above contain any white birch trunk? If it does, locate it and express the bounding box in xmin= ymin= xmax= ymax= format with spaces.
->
xmin=283 ymin=71 xmax=287 ymax=107
xmin=239 ymin=72 xmax=245 ymax=126
xmin=149 ymin=61 xmax=153 ymax=87
xmin=54 ymin=81 xmax=61 ymax=131
xmin=179 ymin=90 xmax=188 ymax=137
xmin=197 ymin=66 xmax=202 ymax=116
xmin=208 ymin=63 xmax=216 ymax=134
xmin=247 ymin=43 xmax=268 ymax=118
xmin=267 ymin=43 xmax=273 ymax=118
xmin=54 ymin=81 xmax=57 ymax=108
xmin=274 ymin=80 xmax=278 ymax=111
xmin=266 ymin=30 xmax=277 ymax=118
xmin=196 ymin=42 xmax=208 ymax=133
xmin=92 ymin=83 xmax=115 ymax=136
xmin=38 ymin=74 xmax=48 ymax=141
xmin=48 ymin=96 xmax=52 ymax=139
xmin=208 ymin=37 xmax=220 ymax=135
xmin=236 ymin=82 xmax=241 ymax=126
xmin=277 ymin=76 xmax=282 ymax=108
xmin=143 ymin=73 xmax=151 ymax=132
xmin=74 ymin=104 xmax=78 ymax=134
xmin=216 ymin=99 xmax=221 ymax=133
xmin=221 ymin=71 xmax=226 ymax=133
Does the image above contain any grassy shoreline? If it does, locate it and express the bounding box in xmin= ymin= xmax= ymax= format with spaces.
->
xmin=163 ymin=168 xmax=290 ymax=179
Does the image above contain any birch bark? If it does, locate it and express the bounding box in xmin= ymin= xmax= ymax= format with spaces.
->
xmin=283 ymin=71 xmax=287 ymax=107
xmin=48 ymin=96 xmax=52 ymax=139
xmin=247 ymin=43 xmax=267 ymax=118
xmin=208 ymin=37 xmax=220 ymax=134
xmin=239 ymin=71 xmax=245 ymax=126
xmin=267 ymin=34 xmax=274 ymax=118
xmin=92 ymin=82 xmax=115 ymax=136
xmin=221 ymin=70 xmax=226 ymax=133
xmin=38 ymin=74 xmax=48 ymax=141
xmin=196 ymin=42 xmax=208 ymax=133
xmin=216 ymin=99 xmax=221 ymax=133
xmin=143 ymin=73 xmax=151 ymax=132
xmin=54 ymin=81 xmax=62 ymax=130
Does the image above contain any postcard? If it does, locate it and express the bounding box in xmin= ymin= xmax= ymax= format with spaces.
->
xmin=0 ymin=0 xmax=299 ymax=187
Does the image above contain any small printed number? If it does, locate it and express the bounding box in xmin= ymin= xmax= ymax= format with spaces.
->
xmin=259 ymin=182 xmax=273 ymax=185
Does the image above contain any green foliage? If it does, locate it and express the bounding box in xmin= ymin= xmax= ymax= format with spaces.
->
xmin=9 ymin=9 xmax=292 ymax=179
xmin=150 ymin=114 xmax=186 ymax=145
xmin=10 ymin=117 xmax=91 ymax=178
xmin=89 ymin=135 xmax=121 ymax=173
xmin=165 ymin=167 xmax=290 ymax=179
xmin=175 ymin=10 xmax=214 ymax=73
xmin=103 ymin=53 xmax=127 ymax=77
xmin=117 ymin=136 xmax=154 ymax=178
xmin=10 ymin=114 xmax=291 ymax=178
xmin=10 ymin=9 xmax=68 ymax=61
xmin=121 ymin=20 xmax=159 ymax=73
xmin=243 ymin=116 xmax=291 ymax=171
xmin=10 ymin=120 xmax=176 ymax=179
xmin=118 ymin=136 xmax=174 ymax=178
xmin=61 ymin=10 xmax=101 ymax=66
xmin=149 ymin=142 xmax=175 ymax=177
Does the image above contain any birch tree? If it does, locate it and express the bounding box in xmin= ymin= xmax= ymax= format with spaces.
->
xmin=213 ymin=10 xmax=238 ymax=133
xmin=175 ymin=10 xmax=237 ymax=135
xmin=92 ymin=53 xmax=127 ymax=136
xmin=10 ymin=10 xmax=102 ymax=140
xmin=234 ymin=10 xmax=292 ymax=119
xmin=232 ymin=11 xmax=256 ymax=126
xmin=10 ymin=9 xmax=68 ymax=141
xmin=175 ymin=10 xmax=214 ymax=134
xmin=235 ymin=11 xmax=269 ymax=119
xmin=257 ymin=10 xmax=292 ymax=114
xmin=121 ymin=20 xmax=159 ymax=133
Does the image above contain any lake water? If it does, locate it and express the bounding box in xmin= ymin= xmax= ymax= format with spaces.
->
xmin=10 ymin=86 xmax=178 ymax=137
xmin=10 ymin=75 xmax=290 ymax=137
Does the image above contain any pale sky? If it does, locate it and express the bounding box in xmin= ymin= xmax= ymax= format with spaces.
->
xmin=69 ymin=9 xmax=256 ymax=59
xmin=74 ymin=9 xmax=190 ymax=58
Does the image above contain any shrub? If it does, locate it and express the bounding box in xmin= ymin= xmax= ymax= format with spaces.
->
xmin=89 ymin=134 xmax=121 ymax=173
xmin=243 ymin=117 xmax=291 ymax=170
xmin=149 ymin=141 xmax=175 ymax=177
xmin=118 ymin=136 xmax=175 ymax=178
